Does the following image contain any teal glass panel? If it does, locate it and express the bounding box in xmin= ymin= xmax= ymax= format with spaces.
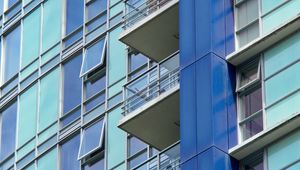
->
xmin=110 ymin=163 xmax=125 ymax=170
xmin=23 ymin=0 xmax=32 ymax=6
xmin=287 ymin=162 xmax=300 ymax=170
xmin=37 ymin=148 xmax=57 ymax=170
xmin=38 ymin=121 xmax=58 ymax=145
xmin=22 ymin=7 xmax=41 ymax=68
xmin=261 ymin=0 xmax=283 ymax=14
xmin=41 ymin=44 xmax=60 ymax=65
xmin=20 ymin=60 xmax=39 ymax=81
xmin=108 ymin=26 xmax=126 ymax=85
xmin=17 ymin=139 xmax=35 ymax=160
xmin=39 ymin=68 xmax=60 ymax=132
xmin=108 ymin=78 xmax=125 ymax=98
xmin=266 ymin=90 xmax=300 ymax=128
xmin=107 ymin=107 xmax=126 ymax=169
xmin=24 ymin=163 xmax=35 ymax=170
xmin=262 ymin=0 xmax=300 ymax=34
xmin=109 ymin=2 xmax=123 ymax=18
xmin=265 ymin=62 xmax=300 ymax=106
xmin=110 ymin=0 xmax=120 ymax=7
xmin=42 ymin=0 xmax=61 ymax=52
xmin=18 ymin=84 xmax=38 ymax=147
xmin=264 ymin=31 xmax=300 ymax=78
xmin=268 ymin=129 xmax=300 ymax=170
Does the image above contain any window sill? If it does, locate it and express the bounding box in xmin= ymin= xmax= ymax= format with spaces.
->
xmin=229 ymin=111 xmax=300 ymax=160
xmin=227 ymin=14 xmax=300 ymax=66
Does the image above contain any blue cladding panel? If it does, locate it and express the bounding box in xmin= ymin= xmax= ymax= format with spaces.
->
xmin=179 ymin=0 xmax=195 ymax=68
xmin=225 ymin=0 xmax=235 ymax=55
xmin=180 ymin=64 xmax=197 ymax=162
xmin=227 ymin=63 xmax=238 ymax=148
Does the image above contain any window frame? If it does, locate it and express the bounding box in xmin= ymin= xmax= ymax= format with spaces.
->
xmin=237 ymin=56 xmax=265 ymax=143
xmin=80 ymin=36 xmax=107 ymax=77
xmin=78 ymin=117 xmax=106 ymax=160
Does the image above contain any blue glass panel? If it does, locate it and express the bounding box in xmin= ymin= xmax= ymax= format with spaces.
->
xmin=87 ymin=0 xmax=107 ymax=21
xmin=4 ymin=25 xmax=20 ymax=82
xmin=63 ymin=53 xmax=82 ymax=114
xmin=61 ymin=107 xmax=81 ymax=128
xmin=0 ymin=101 xmax=17 ymax=161
xmin=129 ymin=53 xmax=148 ymax=72
xmin=61 ymin=134 xmax=80 ymax=170
xmin=83 ymin=157 xmax=104 ymax=170
xmin=85 ymin=92 xmax=105 ymax=113
xmin=81 ymin=38 xmax=106 ymax=76
xmin=85 ymin=73 xmax=106 ymax=99
xmin=79 ymin=119 xmax=104 ymax=158
xmin=128 ymin=136 xmax=147 ymax=157
xmin=0 ymin=0 xmax=3 ymax=14
xmin=66 ymin=0 xmax=83 ymax=35
xmin=7 ymin=0 xmax=18 ymax=8
xmin=129 ymin=151 xmax=148 ymax=169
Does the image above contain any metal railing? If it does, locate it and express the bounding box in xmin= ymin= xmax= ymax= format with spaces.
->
xmin=123 ymin=51 xmax=180 ymax=115
xmin=132 ymin=141 xmax=180 ymax=170
xmin=124 ymin=0 xmax=173 ymax=29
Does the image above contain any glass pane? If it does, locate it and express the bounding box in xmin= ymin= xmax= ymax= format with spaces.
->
xmin=237 ymin=22 xmax=259 ymax=47
xmin=108 ymin=26 xmax=126 ymax=85
xmin=42 ymin=0 xmax=61 ymax=52
xmin=85 ymin=72 xmax=106 ymax=99
xmin=66 ymin=0 xmax=83 ymax=35
xmin=4 ymin=25 xmax=20 ymax=82
xmin=83 ymin=157 xmax=104 ymax=170
xmin=22 ymin=7 xmax=41 ymax=68
xmin=63 ymin=53 xmax=82 ymax=114
xmin=241 ymin=114 xmax=263 ymax=140
xmin=79 ymin=119 xmax=104 ymax=158
xmin=7 ymin=0 xmax=18 ymax=8
xmin=87 ymin=0 xmax=107 ymax=21
xmin=128 ymin=136 xmax=147 ymax=157
xmin=85 ymin=92 xmax=105 ymax=113
xmin=129 ymin=151 xmax=148 ymax=169
xmin=81 ymin=38 xmax=106 ymax=76
xmin=243 ymin=152 xmax=263 ymax=170
xmin=37 ymin=148 xmax=57 ymax=170
xmin=39 ymin=68 xmax=60 ymax=131
xmin=240 ymin=63 xmax=259 ymax=87
xmin=241 ymin=87 xmax=262 ymax=119
xmin=18 ymin=84 xmax=38 ymax=147
xmin=61 ymin=134 xmax=80 ymax=170
xmin=129 ymin=53 xmax=148 ymax=73
xmin=0 ymin=101 xmax=17 ymax=161
xmin=237 ymin=0 xmax=258 ymax=29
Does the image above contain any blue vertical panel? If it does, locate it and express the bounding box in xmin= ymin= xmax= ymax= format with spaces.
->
xmin=224 ymin=0 xmax=235 ymax=55
xmin=227 ymin=63 xmax=238 ymax=148
xmin=180 ymin=64 xmax=197 ymax=163
xmin=179 ymin=0 xmax=195 ymax=68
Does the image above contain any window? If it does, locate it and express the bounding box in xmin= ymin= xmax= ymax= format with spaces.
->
xmin=7 ymin=0 xmax=18 ymax=9
xmin=127 ymin=136 xmax=148 ymax=169
xmin=237 ymin=58 xmax=263 ymax=141
xmin=81 ymin=37 xmax=107 ymax=76
xmin=78 ymin=118 xmax=105 ymax=159
xmin=4 ymin=25 xmax=20 ymax=82
xmin=241 ymin=151 xmax=264 ymax=170
xmin=86 ymin=0 xmax=107 ymax=21
xmin=61 ymin=134 xmax=80 ymax=170
xmin=66 ymin=0 xmax=83 ymax=35
xmin=235 ymin=0 xmax=259 ymax=48
xmin=37 ymin=148 xmax=57 ymax=170
xmin=83 ymin=156 xmax=104 ymax=170
xmin=0 ymin=101 xmax=17 ymax=161
xmin=63 ymin=53 xmax=82 ymax=114
xmin=128 ymin=52 xmax=148 ymax=80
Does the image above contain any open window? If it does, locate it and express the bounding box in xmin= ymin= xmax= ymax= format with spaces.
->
xmin=237 ymin=57 xmax=263 ymax=142
xmin=78 ymin=118 xmax=105 ymax=160
xmin=80 ymin=36 xmax=107 ymax=77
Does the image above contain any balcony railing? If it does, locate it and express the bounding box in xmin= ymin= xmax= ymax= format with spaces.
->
xmin=123 ymin=51 xmax=179 ymax=115
xmin=132 ymin=141 xmax=180 ymax=170
xmin=124 ymin=0 xmax=173 ymax=29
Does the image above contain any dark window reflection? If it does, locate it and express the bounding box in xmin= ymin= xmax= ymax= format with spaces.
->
xmin=241 ymin=87 xmax=262 ymax=119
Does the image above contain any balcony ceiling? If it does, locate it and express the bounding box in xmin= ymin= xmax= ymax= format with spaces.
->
xmin=119 ymin=0 xmax=179 ymax=62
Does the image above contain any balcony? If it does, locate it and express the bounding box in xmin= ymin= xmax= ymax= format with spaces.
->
xmin=119 ymin=0 xmax=179 ymax=62
xmin=132 ymin=141 xmax=180 ymax=170
xmin=119 ymin=51 xmax=180 ymax=150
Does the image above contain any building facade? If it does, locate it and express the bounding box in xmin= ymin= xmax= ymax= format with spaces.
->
xmin=0 ymin=0 xmax=299 ymax=170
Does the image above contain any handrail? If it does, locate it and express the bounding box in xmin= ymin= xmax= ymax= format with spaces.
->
xmin=123 ymin=0 xmax=173 ymax=29
xmin=123 ymin=52 xmax=180 ymax=115
xmin=132 ymin=141 xmax=180 ymax=170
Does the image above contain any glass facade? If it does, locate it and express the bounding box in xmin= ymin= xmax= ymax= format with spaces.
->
xmin=0 ymin=0 xmax=299 ymax=170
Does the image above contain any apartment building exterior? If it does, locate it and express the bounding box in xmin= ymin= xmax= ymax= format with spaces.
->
xmin=0 ymin=0 xmax=299 ymax=170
